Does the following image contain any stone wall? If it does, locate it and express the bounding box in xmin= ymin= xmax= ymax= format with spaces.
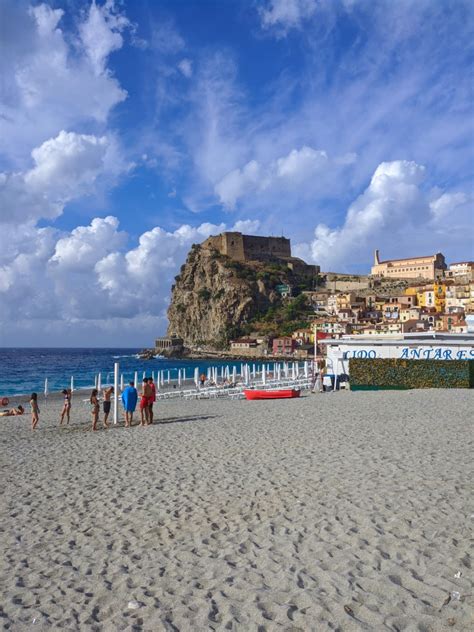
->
xmin=202 ymin=232 xmax=291 ymax=263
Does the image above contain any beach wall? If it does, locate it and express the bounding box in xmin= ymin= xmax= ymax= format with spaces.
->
xmin=349 ymin=358 xmax=474 ymax=390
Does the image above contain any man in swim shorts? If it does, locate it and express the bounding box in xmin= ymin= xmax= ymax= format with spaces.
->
xmin=103 ymin=386 xmax=114 ymax=428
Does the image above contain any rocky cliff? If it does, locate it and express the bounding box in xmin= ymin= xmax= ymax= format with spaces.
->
xmin=167 ymin=244 xmax=296 ymax=348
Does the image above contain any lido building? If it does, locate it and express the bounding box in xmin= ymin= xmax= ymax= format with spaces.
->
xmin=321 ymin=333 xmax=474 ymax=376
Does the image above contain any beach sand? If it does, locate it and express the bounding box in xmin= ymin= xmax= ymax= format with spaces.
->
xmin=1 ymin=389 xmax=472 ymax=631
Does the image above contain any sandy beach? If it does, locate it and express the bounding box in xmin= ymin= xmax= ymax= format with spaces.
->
xmin=1 ymin=389 xmax=473 ymax=631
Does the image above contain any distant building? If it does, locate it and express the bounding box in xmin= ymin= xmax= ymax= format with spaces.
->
xmin=272 ymin=337 xmax=296 ymax=355
xmin=371 ymin=249 xmax=446 ymax=280
xmin=203 ymin=231 xmax=291 ymax=262
xmin=448 ymin=261 xmax=474 ymax=278
xmin=155 ymin=335 xmax=183 ymax=353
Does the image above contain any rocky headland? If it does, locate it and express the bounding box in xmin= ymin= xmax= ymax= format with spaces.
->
xmin=166 ymin=236 xmax=318 ymax=351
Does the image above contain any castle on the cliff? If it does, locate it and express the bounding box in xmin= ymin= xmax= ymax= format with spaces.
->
xmin=202 ymin=231 xmax=320 ymax=276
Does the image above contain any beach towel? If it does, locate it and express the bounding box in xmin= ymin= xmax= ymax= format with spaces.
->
xmin=121 ymin=386 xmax=138 ymax=412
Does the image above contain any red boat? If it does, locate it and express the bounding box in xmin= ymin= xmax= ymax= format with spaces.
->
xmin=243 ymin=389 xmax=301 ymax=400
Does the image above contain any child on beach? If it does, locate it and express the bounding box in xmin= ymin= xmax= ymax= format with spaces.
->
xmin=90 ymin=389 xmax=99 ymax=431
xmin=60 ymin=389 xmax=72 ymax=425
xmin=30 ymin=393 xmax=39 ymax=429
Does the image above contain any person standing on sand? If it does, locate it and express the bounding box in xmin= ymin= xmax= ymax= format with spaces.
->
xmin=148 ymin=377 xmax=156 ymax=424
xmin=102 ymin=386 xmax=114 ymax=428
xmin=60 ymin=389 xmax=72 ymax=425
xmin=30 ymin=393 xmax=39 ymax=430
xmin=121 ymin=381 xmax=138 ymax=427
xmin=140 ymin=378 xmax=152 ymax=426
xmin=90 ymin=389 xmax=99 ymax=431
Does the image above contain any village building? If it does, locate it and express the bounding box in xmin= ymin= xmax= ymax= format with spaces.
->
xmin=272 ymin=337 xmax=296 ymax=355
xmin=371 ymin=250 xmax=446 ymax=279
xmin=448 ymin=261 xmax=474 ymax=279
xmin=291 ymin=328 xmax=314 ymax=345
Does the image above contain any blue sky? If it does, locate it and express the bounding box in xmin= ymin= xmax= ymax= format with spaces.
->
xmin=0 ymin=0 xmax=473 ymax=346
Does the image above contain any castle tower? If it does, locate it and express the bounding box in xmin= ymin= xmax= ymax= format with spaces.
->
xmin=374 ymin=249 xmax=380 ymax=265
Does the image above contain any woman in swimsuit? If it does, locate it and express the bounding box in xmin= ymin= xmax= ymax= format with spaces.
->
xmin=60 ymin=389 xmax=72 ymax=425
xmin=30 ymin=393 xmax=39 ymax=430
xmin=0 ymin=405 xmax=24 ymax=418
xmin=90 ymin=389 xmax=99 ymax=431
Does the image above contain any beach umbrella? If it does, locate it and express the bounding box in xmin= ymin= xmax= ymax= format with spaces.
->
xmin=142 ymin=371 xmax=146 ymax=380
xmin=232 ymin=366 xmax=236 ymax=383
xmin=97 ymin=372 xmax=102 ymax=392
xmin=262 ymin=364 xmax=266 ymax=386
xmin=304 ymin=361 xmax=308 ymax=378
xmin=167 ymin=371 xmax=170 ymax=384
xmin=94 ymin=374 xmax=98 ymax=389
xmin=120 ymin=373 xmax=124 ymax=391
xmin=152 ymin=371 xmax=155 ymax=382
xmin=134 ymin=371 xmax=138 ymax=390
xmin=161 ymin=371 xmax=165 ymax=387
xmin=70 ymin=376 xmax=74 ymax=392
xmin=194 ymin=367 xmax=199 ymax=387
xmin=44 ymin=378 xmax=48 ymax=399
xmin=178 ymin=369 xmax=182 ymax=387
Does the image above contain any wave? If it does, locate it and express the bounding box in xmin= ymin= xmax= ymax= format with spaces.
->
xmin=112 ymin=354 xmax=136 ymax=359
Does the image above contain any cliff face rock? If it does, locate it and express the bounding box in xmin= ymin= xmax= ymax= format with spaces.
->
xmin=167 ymin=244 xmax=282 ymax=347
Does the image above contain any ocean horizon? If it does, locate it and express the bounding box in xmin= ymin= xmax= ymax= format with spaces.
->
xmin=0 ymin=348 xmax=280 ymax=398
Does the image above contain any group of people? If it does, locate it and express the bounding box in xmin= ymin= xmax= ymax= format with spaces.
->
xmin=89 ymin=377 xmax=156 ymax=430
xmin=3 ymin=377 xmax=158 ymax=431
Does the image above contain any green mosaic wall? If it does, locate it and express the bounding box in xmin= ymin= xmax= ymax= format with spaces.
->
xmin=349 ymin=358 xmax=474 ymax=390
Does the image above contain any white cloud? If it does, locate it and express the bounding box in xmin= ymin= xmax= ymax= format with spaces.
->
xmin=79 ymin=0 xmax=131 ymax=76
xmin=215 ymin=160 xmax=262 ymax=209
xmin=50 ymin=216 xmax=126 ymax=270
xmin=0 ymin=1 xmax=128 ymax=162
xmin=232 ymin=219 xmax=261 ymax=233
xmin=295 ymin=160 xmax=472 ymax=271
xmin=0 ymin=131 xmax=129 ymax=224
xmin=259 ymin=0 xmax=317 ymax=33
xmin=214 ymin=146 xmax=344 ymax=209
xmin=178 ymin=58 xmax=193 ymax=78
xmin=429 ymin=192 xmax=467 ymax=221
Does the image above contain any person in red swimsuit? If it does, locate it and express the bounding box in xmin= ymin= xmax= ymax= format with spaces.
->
xmin=140 ymin=378 xmax=152 ymax=426
xmin=148 ymin=377 xmax=157 ymax=424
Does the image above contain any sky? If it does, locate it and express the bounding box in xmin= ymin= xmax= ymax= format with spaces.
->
xmin=0 ymin=0 xmax=473 ymax=347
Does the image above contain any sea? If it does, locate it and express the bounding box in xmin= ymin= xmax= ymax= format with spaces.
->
xmin=0 ymin=348 xmax=281 ymax=398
